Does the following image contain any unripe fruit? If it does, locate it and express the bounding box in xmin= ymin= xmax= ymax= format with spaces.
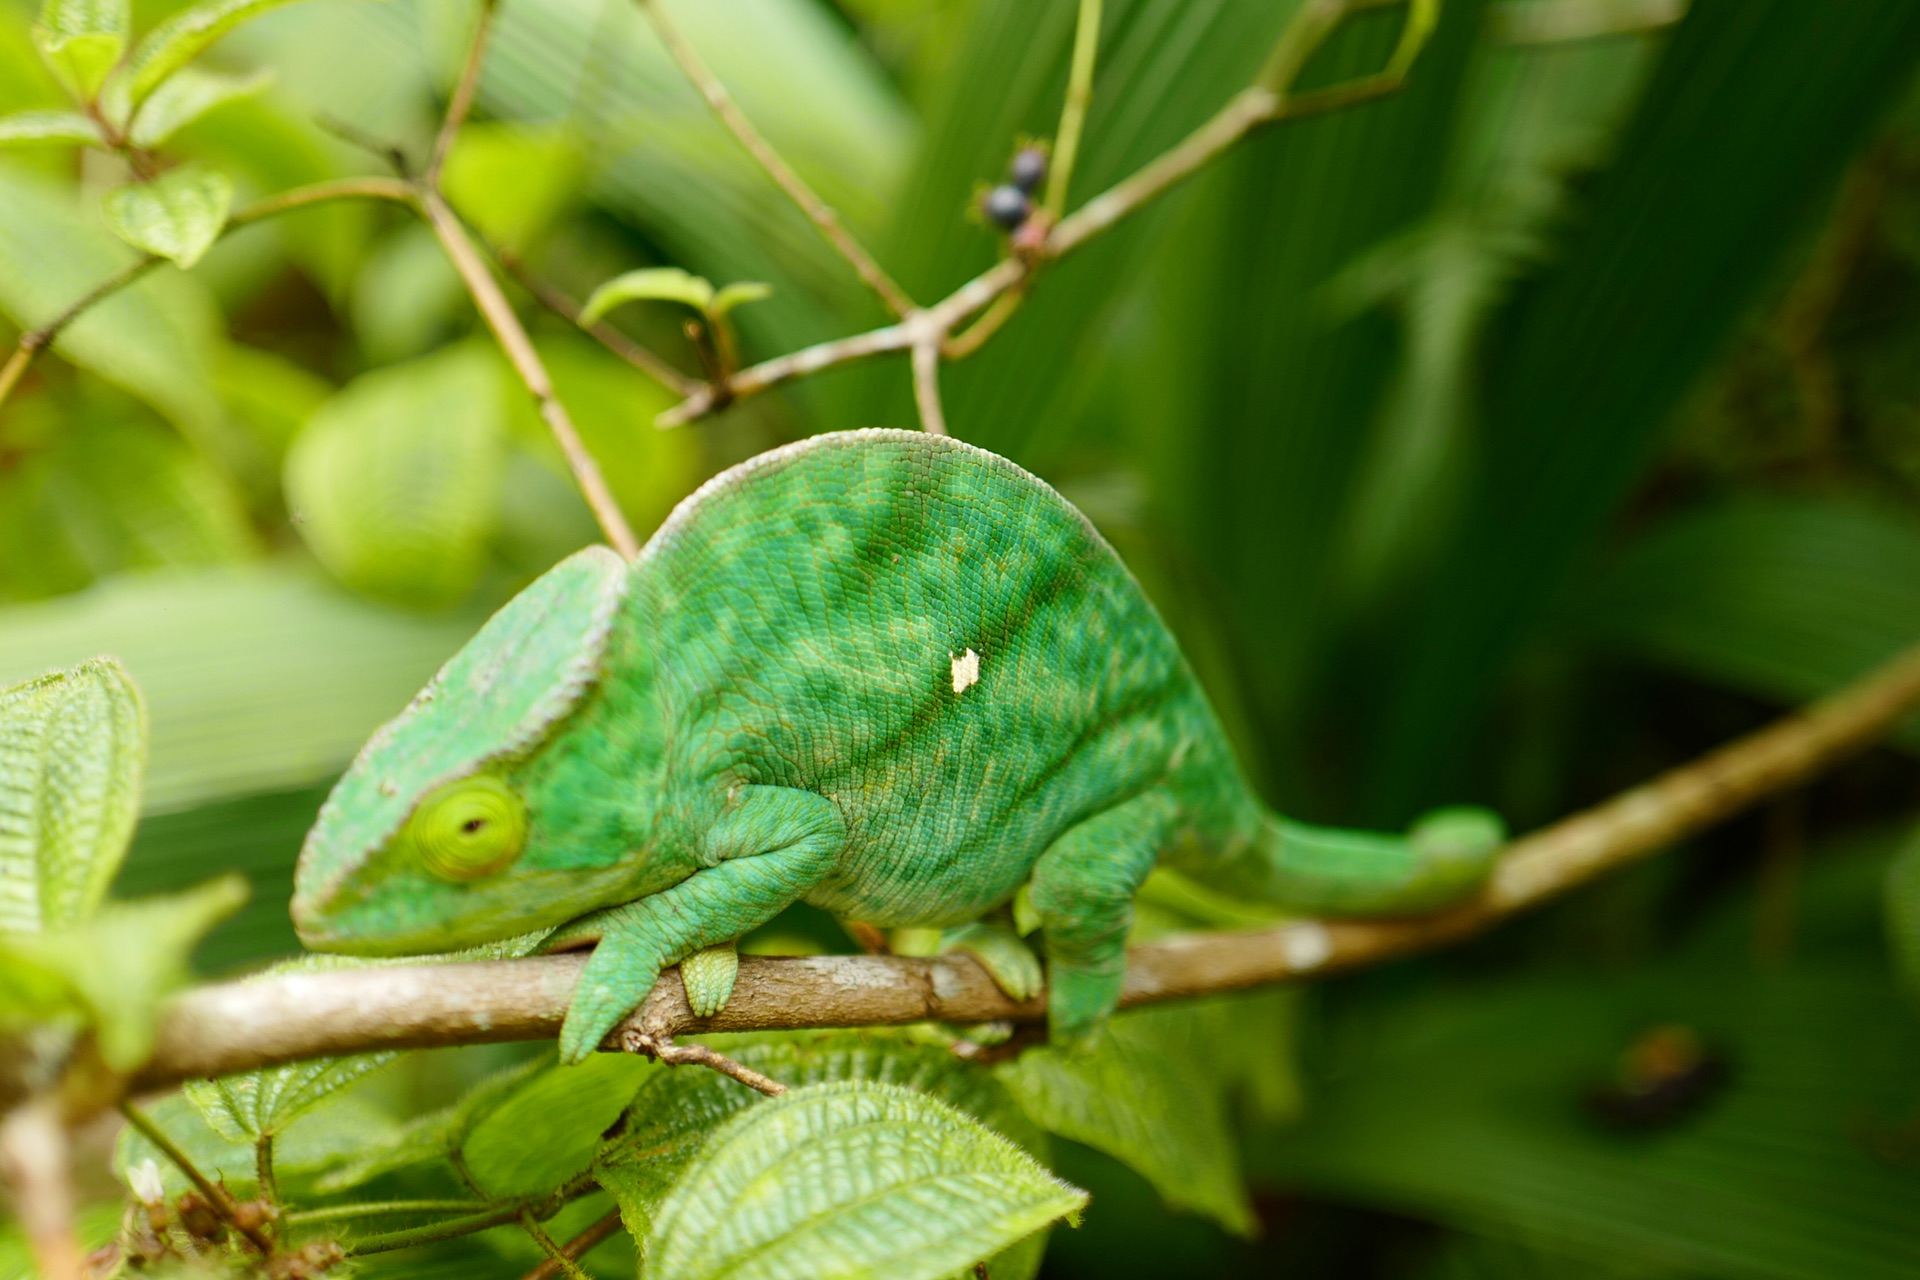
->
xmin=1009 ymin=147 xmax=1048 ymax=194
xmin=982 ymin=183 xmax=1030 ymax=230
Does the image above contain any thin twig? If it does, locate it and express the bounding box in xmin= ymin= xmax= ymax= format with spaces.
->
xmin=942 ymin=287 xmax=1025 ymax=360
xmin=136 ymin=636 xmax=1920 ymax=1085
xmin=117 ymin=1101 xmax=276 ymax=1255
xmin=0 ymin=1099 xmax=84 ymax=1280
xmin=1043 ymin=0 xmax=1104 ymax=218
xmin=429 ymin=0 xmax=498 ymax=185
xmin=283 ymin=1199 xmax=490 ymax=1225
xmin=491 ymin=245 xmax=699 ymax=396
xmin=910 ymin=337 xmax=948 ymax=435
xmin=623 ymin=1032 xmax=788 ymax=1096
xmin=0 ymin=177 xmax=414 ymax=414
xmin=520 ymin=1209 xmax=592 ymax=1280
xmin=422 ymin=192 xmax=641 ymax=558
xmin=520 ymin=1209 xmax=625 ymax=1280
xmin=635 ymin=0 xmax=915 ymax=318
xmin=254 ymin=1134 xmax=278 ymax=1208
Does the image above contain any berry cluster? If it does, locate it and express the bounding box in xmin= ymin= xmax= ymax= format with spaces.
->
xmin=981 ymin=146 xmax=1048 ymax=231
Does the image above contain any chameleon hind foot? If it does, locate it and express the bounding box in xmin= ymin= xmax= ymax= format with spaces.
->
xmin=679 ymin=942 xmax=740 ymax=1018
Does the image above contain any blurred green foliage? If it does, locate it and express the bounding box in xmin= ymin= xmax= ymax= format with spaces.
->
xmin=7 ymin=0 xmax=1920 ymax=1275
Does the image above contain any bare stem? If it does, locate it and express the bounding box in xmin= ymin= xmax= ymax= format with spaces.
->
xmin=283 ymin=1199 xmax=490 ymax=1225
xmin=0 ymin=1100 xmax=84 ymax=1280
xmin=135 ymin=637 xmax=1920 ymax=1086
xmin=491 ymin=245 xmax=699 ymax=396
xmin=635 ymin=0 xmax=915 ymax=318
xmin=429 ymin=0 xmax=498 ymax=185
xmin=117 ymin=1101 xmax=276 ymax=1255
xmin=421 ymin=193 xmax=642 ymax=558
xmin=255 ymin=1134 xmax=278 ymax=1208
xmin=1044 ymin=0 xmax=1104 ymax=218
xmin=520 ymin=1210 xmax=592 ymax=1280
xmin=520 ymin=1210 xmax=625 ymax=1280
xmin=624 ymin=1032 xmax=788 ymax=1096
xmin=910 ymin=338 xmax=948 ymax=436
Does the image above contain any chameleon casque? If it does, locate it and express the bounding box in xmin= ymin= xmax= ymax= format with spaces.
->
xmin=292 ymin=429 xmax=1504 ymax=1063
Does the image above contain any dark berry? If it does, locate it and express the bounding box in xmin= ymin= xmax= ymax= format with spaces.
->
xmin=1009 ymin=146 xmax=1048 ymax=193
xmin=982 ymin=183 xmax=1030 ymax=230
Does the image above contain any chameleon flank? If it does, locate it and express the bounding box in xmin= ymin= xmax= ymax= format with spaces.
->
xmin=292 ymin=430 xmax=1504 ymax=1063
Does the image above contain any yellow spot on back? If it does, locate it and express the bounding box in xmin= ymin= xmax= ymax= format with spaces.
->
xmin=951 ymin=648 xmax=981 ymax=694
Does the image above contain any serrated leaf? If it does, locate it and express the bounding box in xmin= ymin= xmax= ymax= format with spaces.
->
xmin=284 ymin=344 xmax=506 ymax=608
xmin=0 ymin=656 xmax=145 ymax=933
xmin=0 ymin=876 xmax=245 ymax=1070
xmin=998 ymin=1001 xmax=1259 ymax=1236
xmin=121 ymin=0 xmax=318 ymax=112
xmin=117 ymin=1088 xmax=398 ymax=1199
xmin=0 ymin=108 xmax=104 ymax=146
xmin=580 ymin=267 xmax=714 ymax=323
xmin=31 ymin=0 xmax=126 ymax=99
xmin=184 ymin=955 xmax=401 ymax=1142
xmin=101 ymin=164 xmax=233 ymax=268
xmin=646 ymin=1081 xmax=1083 ymax=1280
xmin=128 ymin=65 xmax=270 ymax=148
xmin=708 ymin=281 xmax=772 ymax=317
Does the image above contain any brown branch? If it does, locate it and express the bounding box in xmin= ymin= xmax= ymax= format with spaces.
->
xmin=133 ymin=638 xmax=1920 ymax=1090
xmin=910 ymin=337 xmax=947 ymax=435
xmin=429 ymin=0 xmax=497 ymax=186
xmin=623 ymin=1032 xmax=787 ymax=1096
xmin=491 ymin=246 xmax=699 ymax=396
xmin=421 ymin=193 xmax=641 ymax=559
xmin=636 ymin=0 xmax=915 ymax=318
xmin=520 ymin=1210 xmax=624 ymax=1280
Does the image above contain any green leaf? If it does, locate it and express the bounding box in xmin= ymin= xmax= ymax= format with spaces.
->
xmin=0 ymin=656 xmax=144 ymax=932
xmin=117 ymin=1086 xmax=397 ymax=1199
xmin=0 ymin=876 xmax=246 ymax=1070
xmin=313 ymin=1056 xmax=549 ymax=1192
xmin=459 ymin=1052 xmax=654 ymax=1199
xmin=1562 ymin=496 xmax=1920 ymax=751
xmin=0 ymin=562 xmax=482 ymax=814
xmin=1886 ymin=825 xmax=1920 ymax=994
xmin=998 ymin=1000 xmax=1261 ymax=1236
xmin=709 ymin=280 xmax=773 ymax=317
xmin=0 ymin=108 xmax=103 ymax=146
xmin=31 ymin=0 xmax=126 ymax=99
xmin=121 ymin=0 xmax=319 ymax=113
xmin=441 ymin=122 xmax=585 ymax=255
xmin=645 ymin=1081 xmax=1084 ymax=1280
xmin=597 ymin=1033 xmax=1053 ymax=1280
xmin=581 ymin=267 xmax=715 ymax=323
xmin=284 ymin=344 xmax=507 ymax=608
xmin=127 ymin=65 xmax=270 ymax=149
xmin=183 ymin=956 xmax=401 ymax=1141
xmin=101 ymin=164 xmax=233 ymax=268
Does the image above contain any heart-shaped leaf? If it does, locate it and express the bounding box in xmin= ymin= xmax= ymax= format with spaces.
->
xmin=101 ymin=164 xmax=233 ymax=267
xmin=581 ymin=267 xmax=715 ymax=322
xmin=0 ymin=656 xmax=145 ymax=933
xmin=127 ymin=65 xmax=271 ymax=148
xmin=31 ymin=0 xmax=127 ymax=99
xmin=119 ymin=0 xmax=318 ymax=113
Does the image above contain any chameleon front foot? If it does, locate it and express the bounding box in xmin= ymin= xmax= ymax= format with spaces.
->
xmin=939 ymin=920 xmax=1044 ymax=1003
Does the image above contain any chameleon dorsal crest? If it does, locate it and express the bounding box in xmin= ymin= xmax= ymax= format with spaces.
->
xmin=293 ymin=545 xmax=627 ymax=914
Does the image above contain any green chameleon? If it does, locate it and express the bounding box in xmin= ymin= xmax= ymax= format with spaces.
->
xmin=293 ymin=429 xmax=1503 ymax=1064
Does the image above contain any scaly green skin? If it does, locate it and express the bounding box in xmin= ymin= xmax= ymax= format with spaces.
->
xmin=293 ymin=430 xmax=1504 ymax=1063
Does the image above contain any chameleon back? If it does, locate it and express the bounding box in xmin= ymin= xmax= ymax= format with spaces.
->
xmin=626 ymin=428 xmax=1234 ymax=927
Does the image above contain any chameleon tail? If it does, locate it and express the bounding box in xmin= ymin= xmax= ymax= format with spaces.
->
xmin=1199 ymin=805 xmax=1507 ymax=916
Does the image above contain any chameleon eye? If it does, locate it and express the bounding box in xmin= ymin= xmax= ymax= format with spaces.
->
xmin=408 ymin=776 xmax=529 ymax=882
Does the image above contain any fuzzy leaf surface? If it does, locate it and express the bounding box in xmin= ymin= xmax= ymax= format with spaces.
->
xmin=644 ymin=1080 xmax=1083 ymax=1280
xmin=0 ymin=109 xmax=104 ymax=146
xmin=128 ymin=65 xmax=270 ymax=148
xmin=31 ymin=0 xmax=126 ymax=98
xmin=0 ymin=656 xmax=144 ymax=932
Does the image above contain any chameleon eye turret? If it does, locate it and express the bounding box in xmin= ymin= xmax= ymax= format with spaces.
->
xmin=407 ymin=776 xmax=529 ymax=881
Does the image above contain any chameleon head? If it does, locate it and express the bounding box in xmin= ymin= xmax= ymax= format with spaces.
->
xmin=293 ymin=546 xmax=662 ymax=955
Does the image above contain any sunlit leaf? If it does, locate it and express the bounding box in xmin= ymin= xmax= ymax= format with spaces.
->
xmin=31 ymin=0 xmax=126 ymax=99
xmin=0 ymin=876 xmax=246 ymax=1070
xmin=441 ymin=121 xmax=584 ymax=255
xmin=0 ymin=656 xmax=144 ymax=933
xmin=645 ymin=1081 xmax=1084 ymax=1280
xmin=284 ymin=344 xmax=506 ymax=608
xmin=122 ymin=0 xmax=320 ymax=111
xmin=127 ymin=64 xmax=271 ymax=148
xmin=709 ymin=280 xmax=772 ymax=316
xmin=101 ymin=163 xmax=234 ymax=268
xmin=458 ymin=1051 xmax=654 ymax=1199
xmin=581 ymin=267 xmax=715 ymax=323
xmin=0 ymin=108 xmax=103 ymax=146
